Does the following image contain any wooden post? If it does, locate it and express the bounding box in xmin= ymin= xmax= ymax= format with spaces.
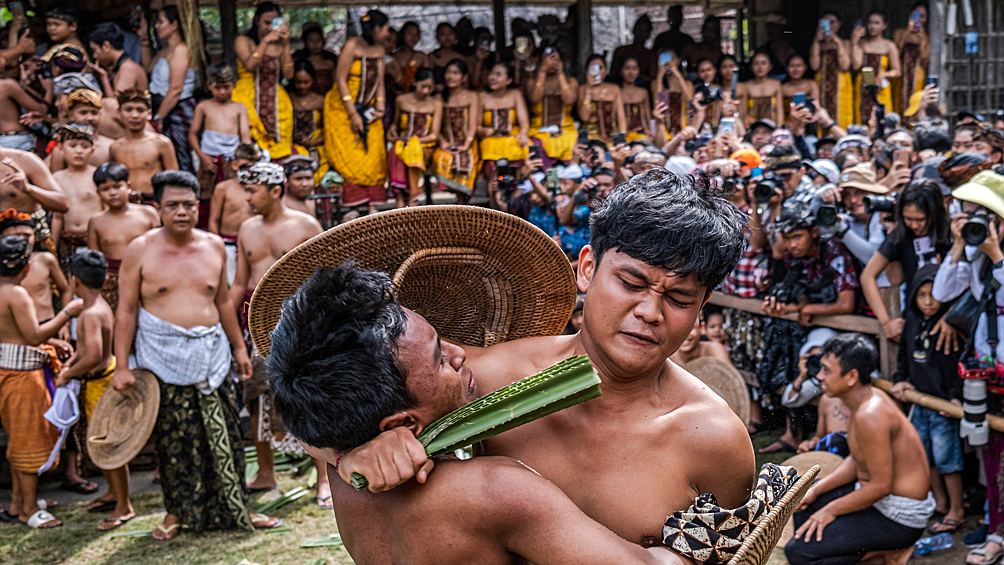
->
xmin=219 ymin=0 xmax=238 ymax=68
xmin=929 ymin=0 xmax=946 ymax=113
xmin=577 ymin=0 xmax=593 ymax=76
xmin=493 ymin=0 xmax=506 ymax=50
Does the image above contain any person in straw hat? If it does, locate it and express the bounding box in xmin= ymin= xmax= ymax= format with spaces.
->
xmin=110 ymin=170 xmax=278 ymax=541
xmin=0 ymin=233 xmax=80 ymax=528
xmin=227 ymin=161 xmax=328 ymax=505
xmin=263 ymin=169 xmax=758 ymax=548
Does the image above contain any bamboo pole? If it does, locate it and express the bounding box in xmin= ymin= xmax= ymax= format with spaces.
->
xmin=873 ymin=378 xmax=1004 ymax=433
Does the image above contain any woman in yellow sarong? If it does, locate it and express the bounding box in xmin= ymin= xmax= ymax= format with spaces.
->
xmin=289 ymin=60 xmax=329 ymax=183
xmin=233 ymin=2 xmax=295 ymax=161
xmin=432 ymin=59 xmax=480 ymax=204
xmin=618 ymin=57 xmax=651 ymax=142
xmin=810 ymin=12 xmax=854 ymax=130
xmin=651 ymin=49 xmax=692 ymax=146
xmin=324 ymin=10 xmax=390 ymax=213
xmin=893 ymin=5 xmax=929 ymax=117
xmin=738 ymin=52 xmax=784 ymax=128
xmin=479 ymin=62 xmax=530 ymax=190
xmin=527 ymin=45 xmax=578 ymax=163
xmin=781 ymin=55 xmax=819 ymax=127
xmin=851 ymin=13 xmax=899 ymax=125
xmin=387 ymin=68 xmax=441 ymax=208
xmin=577 ymin=54 xmax=626 ymax=146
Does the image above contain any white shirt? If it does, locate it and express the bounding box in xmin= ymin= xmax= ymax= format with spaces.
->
xmin=932 ymin=250 xmax=1004 ymax=363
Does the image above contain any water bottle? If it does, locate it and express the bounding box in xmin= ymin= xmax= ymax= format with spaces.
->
xmin=914 ymin=532 xmax=954 ymax=556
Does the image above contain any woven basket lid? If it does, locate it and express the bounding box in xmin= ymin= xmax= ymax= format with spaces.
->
xmin=730 ymin=465 xmax=820 ymax=565
xmin=249 ymin=205 xmax=577 ymax=357
xmin=87 ymin=368 xmax=159 ymax=470
xmin=682 ymin=357 xmax=750 ymax=425
xmin=781 ymin=451 xmax=844 ymax=481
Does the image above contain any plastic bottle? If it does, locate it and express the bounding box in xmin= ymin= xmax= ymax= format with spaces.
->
xmin=914 ymin=532 xmax=954 ymax=556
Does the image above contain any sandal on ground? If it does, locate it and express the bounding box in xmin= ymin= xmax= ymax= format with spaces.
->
xmin=968 ymin=535 xmax=1004 ymax=565
xmin=967 ymin=524 xmax=991 ymax=548
xmin=20 ymin=510 xmax=61 ymax=529
xmin=98 ymin=513 xmax=135 ymax=532
xmin=930 ymin=517 xmax=966 ymax=534
xmin=36 ymin=499 xmax=57 ymax=510
xmin=758 ymin=438 xmax=797 ymax=454
xmin=246 ymin=484 xmax=278 ymax=494
xmin=61 ymin=479 xmax=99 ymax=495
xmin=0 ymin=509 xmax=17 ymax=523
xmin=87 ymin=499 xmax=116 ymax=513
xmin=152 ymin=522 xmax=181 ymax=542
xmin=315 ymin=495 xmax=332 ymax=510
xmin=250 ymin=513 xmax=283 ymax=529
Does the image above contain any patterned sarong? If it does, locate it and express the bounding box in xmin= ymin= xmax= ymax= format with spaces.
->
xmin=102 ymin=257 xmax=120 ymax=314
xmin=0 ymin=343 xmax=61 ymax=473
xmin=57 ymin=230 xmax=88 ymax=277
xmin=587 ymin=100 xmax=615 ymax=144
xmin=163 ymin=97 xmax=197 ymax=174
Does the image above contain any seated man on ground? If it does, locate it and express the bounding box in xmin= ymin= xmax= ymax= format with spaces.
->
xmin=785 ymin=333 xmax=935 ymax=565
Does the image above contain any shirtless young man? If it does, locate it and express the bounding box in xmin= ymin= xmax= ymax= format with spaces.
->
xmin=108 ymin=89 xmax=178 ymax=202
xmin=0 ymin=233 xmax=80 ymax=529
xmin=332 ymin=170 xmax=757 ymax=547
xmin=111 ymin=170 xmax=276 ymax=541
xmin=189 ymin=64 xmax=250 ymax=200
xmin=52 ymin=124 xmax=103 ymax=276
xmin=89 ymin=22 xmax=149 ymax=94
xmin=785 ymin=333 xmax=934 ymax=565
xmin=281 ymin=156 xmax=316 ymax=217
xmin=268 ymin=263 xmax=697 ymax=565
xmin=48 ymin=89 xmax=116 ymax=171
xmin=87 ymin=162 xmax=160 ymax=314
xmin=0 ymin=75 xmax=47 ymax=152
xmin=228 ymin=161 xmax=325 ymax=501
xmin=208 ymin=143 xmax=258 ymax=285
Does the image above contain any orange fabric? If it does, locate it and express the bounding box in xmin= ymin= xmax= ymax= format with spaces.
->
xmin=0 ymin=364 xmax=59 ymax=473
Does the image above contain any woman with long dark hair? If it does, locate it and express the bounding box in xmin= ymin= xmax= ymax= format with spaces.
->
xmin=576 ymin=54 xmax=625 ymax=146
xmin=290 ymin=60 xmax=326 ymax=166
xmin=233 ymin=2 xmax=296 ymax=160
xmin=293 ymin=22 xmax=338 ymax=96
xmin=143 ymin=6 xmax=198 ymax=172
xmin=387 ymin=67 xmax=441 ymax=207
xmin=780 ymin=54 xmax=819 ymax=126
xmin=323 ymin=9 xmax=390 ymax=213
xmin=478 ymin=61 xmax=529 ymax=183
xmin=432 ymin=59 xmax=480 ymax=203
xmin=617 ymin=56 xmax=651 ymax=142
xmin=386 ymin=21 xmax=429 ymax=94
xmin=861 ymin=178 xmax=952 ymax=340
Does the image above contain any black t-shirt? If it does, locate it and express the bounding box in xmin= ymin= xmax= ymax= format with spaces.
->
xmin=878 ymin=233 xmax=952 ymax=288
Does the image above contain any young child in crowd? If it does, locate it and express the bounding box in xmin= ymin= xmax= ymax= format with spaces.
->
xmin=54 ymin=250 xmax=133 ymax=531
xmin=48 ymin=89 xmax=114 ymax=169
xmin=108 ymin=89 xmax=178 ymax=201
xmin=282 ymin=156 xmax=317 ymax=217
xmin=891 ymin=264 xmax=965 ymax=534
xmin=52 ymin=123 xmax=102 ymax=276
xmin=702 ymin=306 xmax=727 ymax=346
xmin=1 ymin=209 xmax=71 ymax=331
xmin=189 ymin=64 xmax=251 ymax=204
xmin=86 ymin=162 xmax=159 ymax=313
xmin=208 ymin=143 xmax=259 ymax=285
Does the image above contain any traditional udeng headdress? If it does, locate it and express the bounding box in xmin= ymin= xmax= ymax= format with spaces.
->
xmin=57 ymin=122 xmax=95 ymax=144
xmin=116 ymin=89 xmax=152 ymax=109
xmin=238 ymin=162 xmax=286 ymax=187
xmin=65 ymin=89 xmax=102 ymax=111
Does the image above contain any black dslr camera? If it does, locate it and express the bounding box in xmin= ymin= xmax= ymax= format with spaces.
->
xmin=769 ymin=269 xmax=806 ymax=305
xmin=495 ymin=159 xmax=516 ymax=198
xmin=753 ymin=172 xmax=786 ymax=204
xmin=863 ymin=194 xmax=897 ymax=215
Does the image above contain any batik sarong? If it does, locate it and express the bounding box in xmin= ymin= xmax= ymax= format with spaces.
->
xmin=0 ymin=343 xmax=61 ymax=473
xmin=161 ymin=97 xmax=197 ymax=174
xmin=586 ymin=100 xmax=615 ymax=144
xmin=102 ymin=257 xmax=120 ymax=314
xmin=57 ymin=231 xmax=88 ymax=277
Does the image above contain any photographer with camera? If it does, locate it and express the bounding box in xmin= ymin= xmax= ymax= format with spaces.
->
xmin=780 ymin=329 xmax=852 ymax=458
xmin=552 ymin=163 xmax=593 ymax=260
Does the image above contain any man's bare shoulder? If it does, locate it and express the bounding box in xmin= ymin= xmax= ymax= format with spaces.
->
xmin=237 ymin=215 xmax=264 ymax=236
xmin=35 ymin=250 xmax=59 ymax=270
xmin=854 ymin=388 xmax=899 ymax=428
xmin=283 ymin=208 xmax=323 ymax=232
xmin=463 ymin=334 xmax=576 ymax=389
xmin=217 ymin=179 xmax=242 ymax=194
xmin=195 ymin=229 xmax=226 ymax=250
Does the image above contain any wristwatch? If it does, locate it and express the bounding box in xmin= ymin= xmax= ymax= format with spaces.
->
xmin=61 ymin=307 xmax=76 ymax=319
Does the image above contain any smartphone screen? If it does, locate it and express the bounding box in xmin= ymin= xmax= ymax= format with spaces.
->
xmin=271 ymin=17 xmax=284 ymax=30
xmin=659 ymin=52 xmax=672 ymax=67
xmin=612 ymin=132 xmax=626 ymax=146
xmin=589 ymin=64 xmax=602 ymax=84
xmin=793 ymin=92 xmax=806 ymax=106
xmin=730 ymin=73 xmax=738 ymax=98
xmin=577 ymin=129 xmax=589 ymax=145
xmin=894 ymin=150 xmax=910 ymax=167
xmin=515 ymin=37 xmax=529 ymax=54
xmin=861 ymin=67 xmax=876 ymax=86
xmin=9 ymin=1 xmax=23 ymax=16
xmin=719 ymin=117 xmax=734 ymax=134
xmin=927 ymin=75 xmax=939 ymax=87
xmin=657 ymin=91 xmax=671 ymax=110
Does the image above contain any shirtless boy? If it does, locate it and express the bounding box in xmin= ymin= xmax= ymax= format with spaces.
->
xmin=0 ymin=234 xmax=80 ymax=528
xmin=52 ymin=123 xmax=103 ymax=275
xmin=208 ymin=143 xmax=258 ymax=285
xmin=269 ymin=263 xmax=695 ymax=565
xmin=48 ymin=89 xmax=115 ymax=170
xmin=0 ymin=74 xmax=47 ymax=152
xmin=189 ymin=64 xmax=251 ymax=201
xmin=45 ymin=3 xmax=87 ymax=53
xmin=87 ymin=162 xmax=160 ymax=313
xmin=229 ymin=161 xmax=325 ymax=501
xmin=785 ymin=333 xmax=934 ymax=565
xmin=670 ymin=318 xmax=732 ymax=367
xmin=282 ymin=156 xmax=317 ymax=217
xmin=308 ymin=170 xmax=757 ymax=547
xmin=108 ymin=89 xmax=178 ymax=201
xmin=54 ymin=250 xmax=133 ymax=532
xmin=0 ymin=210 xmax=69 ymax=327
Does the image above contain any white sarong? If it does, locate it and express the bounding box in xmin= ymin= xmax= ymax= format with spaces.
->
xmin=130 ymin=308 xmax=231 ymax=394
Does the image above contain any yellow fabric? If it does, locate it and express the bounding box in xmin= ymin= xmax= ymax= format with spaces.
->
xmin=815 ymin=71 xmax=855 ymax=130
xmin=480 ymin=109 xmax=528 ymax=161
xmin=626 ymin=132 xmax=649 ymax=142
xmin=0 ymin=345 xmax=60 ymax=473
xmin=234 ymin=58 xmax=294 ymax=160
xmin=853 ymin=56 xmax=894 ymax=124
xmin=83 ymin=356 xmax=115 ymax=423
xmin=529 ymin=101 xmax=576 ymax=161
xmin=395 ymin=137 xmax=430 ymax=170
xmin=433 ymin=144 xmax=480 ymax=193
xmin=890 ymin=68 xmax=925 ymax=117
xmin=323 ymin=59 xmax=386 ymax=187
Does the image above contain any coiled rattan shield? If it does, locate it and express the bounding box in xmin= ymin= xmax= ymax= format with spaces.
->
xmin=249 ymin=206 xmax=577 ymax=357
xmin=728 ymin=465 xmax=820 ymax=565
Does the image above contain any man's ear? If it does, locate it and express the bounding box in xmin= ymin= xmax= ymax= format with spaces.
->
xmin=379 ymin=409 xmax=424 ymax=437
xmin=845 ymin=368 xmax=860 ymax=387
xmin=811 ymin=226 xmax=820 ymax=240
xmin=576 ymin=245 xmax=596 ymax=293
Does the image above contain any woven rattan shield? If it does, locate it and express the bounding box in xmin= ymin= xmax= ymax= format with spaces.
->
xmin=87 ymin=368 xmax=160 ymax=470
xmin=683 ymin=357 xmax=750 ymax=425
xmin=728 ymin=464 xmax=819 ymax=565
xmin=249 ymin=205 xmax=577 ymax=357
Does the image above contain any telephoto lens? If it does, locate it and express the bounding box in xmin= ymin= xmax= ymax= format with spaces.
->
xmin=962 ymin=215 xmax=990 ymax=246
xmin=863 ymin=195 xmax=896 ymax=214
xmin=961 ymin=379 xmax=990 ymax=446
xmin=753 ymin=173 xmax=784 ymax=204
xmin=815 ymin=205 xmax=838 ymax=227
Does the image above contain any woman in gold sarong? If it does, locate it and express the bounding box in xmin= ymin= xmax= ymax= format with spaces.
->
xmin=233 ymin=2 xmax=295 ymax=161
xmin=618 ymin=57 xmax=651 ymax=142
xmin=387 ymin=68 xmax=441 ymax=207
xmin=893 ymin=6 xmax=930 ymax=116
xmin=652 ymin=49 xmax=693 ymax=144
xmin=851 ymin=14 xmax=899 ymax=124
xmin=810 ymin=13 xmax=854 ymax=130
xmin=577 ymin=54 xmax=626 ymax=145
xmin=432 ymin=59 xmax=480 ymax=203
xmin=738 ymin=52 xmax=783 ymax=128
xmin=290 ymin=60 xmax=329 ymax=182
xmin=527 ymin=46 xmax=578 ymax=163
xmin=323 ymin=10 xmax=390 ymax=213
xmin=479 ymin=62 xmax=530 ymax=179
xmin=781 ymin=55 xmax=819 ymax=126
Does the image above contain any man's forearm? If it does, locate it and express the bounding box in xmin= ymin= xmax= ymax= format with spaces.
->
xmin=113 ymin=313 xmax=138 ymax=363
xmin=27 ymin=183 xmax=69 ymax=212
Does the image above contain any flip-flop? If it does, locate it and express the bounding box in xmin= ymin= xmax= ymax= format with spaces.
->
xmin=758 ymin=439 xmax=797 ymax=454
xmin=0 ymin=509 xmax=17 ymax=523
xmin=247 ymin=485 xmax=278 ymax=494
xmin=315 ymin=495 xmax=333 ymax=510
xmin=88 ymin=499 xmax=116 ymax=513
xmin=98 ymin=513 xmax=135 ymax=532
xmin=152 ymin=522 xmax=180 ymax=543
xmin=61 ymin=480 xmax=99 ymax=494
xmin=930 ymin=517 xmax=967 ymax=534
xmin=250 ymin=513 xmax=283 ymax=530
xmin=20 ymin=509 xmax=61 ymax=529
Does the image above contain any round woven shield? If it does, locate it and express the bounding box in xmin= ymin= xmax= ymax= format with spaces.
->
xmin=781 ymin=451 xmax=844 ymax=481
xmin=87 ymin=368 xmax=159 ymax=470
xmin=683 ymin=357 xmax=750 ymax=424
xmin=249 ymin=205 xmax=577 ymax=357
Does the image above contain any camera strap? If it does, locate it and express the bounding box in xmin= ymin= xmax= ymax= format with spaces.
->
xmin=961 ymin=258 xmax=1001 ymax=363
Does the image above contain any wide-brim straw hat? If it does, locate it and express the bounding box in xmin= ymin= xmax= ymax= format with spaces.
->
xmin=682 ymin=357 xmax=750 ymax=424
xmin=87 ymin=368 xmax=159 ymax=470
xmin=781 ymin=451 xmax=844 ymax=481
xmin=249 ymin=205 xmax=577 ymax=357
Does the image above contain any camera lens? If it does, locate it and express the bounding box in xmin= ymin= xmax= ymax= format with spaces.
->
xmin=816 ymin=205 xmax=838 ymax=227
xmin=963 ymin=215 xmax=990 ymax=246
xmin=753 ymin=175 xmax=782 ymax=204
xmin=863 ymin=195 xmax=896 ymax=214
xmin=806 ymin=354 xmax=822 ymax=378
